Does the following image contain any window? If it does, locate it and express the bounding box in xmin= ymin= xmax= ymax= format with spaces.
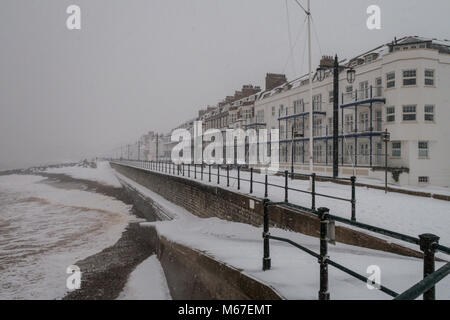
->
xmin=279 ymin=104 xmax=285 ymax=116
xmin=386 ymin=72 xmax=395 ymax=88
xmin=392 ymin=142 xmax=401 ymax=157
xmin=418 ymin=176 xmax=429 ymax=184
xmin=313 ymin=119 xmax=322 ymax=137
xmin=329 ymin=91 xmax=334 ymax=103
xmin=257 ymin=110 xmax=264 ymax=123
xmin=328 ymin=117 xmax=333 ymax=134
xmin=346 ymin=85 xmax=353 ymax=93
xmin=425 ymin=69 xmax=435 ymax=86
xmin=418 ymin=141 xmax=429 ymax=158
xmin=313 ymin=94 xmax=322 ymax=111
xmin=293 ymin=99 xmax=303 ymax=114
xmin=386 ymin=106 xmax=395 ymax=122
xmin=360 ymin=113 xmax=369 ymax=131
xmin=345 ymin=114 xmax=354 ymax=133
xmin=271 ymin=106 xmax=275 ymax=117
xmin=424 ymin=105 xmax=435 ymax=121
xmin=403 ymin=105 xmax=416 ymax=121
xmin=403 ymin=70 xmax=417 ymax=86
xmin=359 ymin=81 xmax=369 ymax=99
xmin=313 ymin=144 xmax=323 ymax=162
xmin=375 ymin=77 xmax=382 ymax=96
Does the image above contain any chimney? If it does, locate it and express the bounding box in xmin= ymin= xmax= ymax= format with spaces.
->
xmin=320 ymin=55 xmax=334 ymax=68
xmin=265 ymin=73 xmax=287 ymax=91
xmin=241 ymin=85 xmax=261 ymax=98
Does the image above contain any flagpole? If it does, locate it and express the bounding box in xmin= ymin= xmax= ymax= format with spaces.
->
xmin=307 ymin=0 xmax=314 ymax=189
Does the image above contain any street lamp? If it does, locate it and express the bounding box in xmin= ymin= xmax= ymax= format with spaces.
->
xmin=381 ymin=129 xmax=391 ymax=194
xmin=316 ymin=55 xmax=355 ymax=179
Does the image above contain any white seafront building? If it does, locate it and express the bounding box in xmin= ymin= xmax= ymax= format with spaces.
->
xmin=143 ymin=36 xmax=449 ymax=188
xmin=242 ymin=36 xmax=450 ymax=188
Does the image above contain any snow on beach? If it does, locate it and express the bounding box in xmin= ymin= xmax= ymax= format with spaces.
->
xmin=115 ymin=171 xmax=450 ymax=300
xmin=118 ymin=255 xmax=172 ymax=300
xmin=44 ymin=161 xmax=122 ymax=188
xmin=0 ymin=174 xmax=133 ymax=300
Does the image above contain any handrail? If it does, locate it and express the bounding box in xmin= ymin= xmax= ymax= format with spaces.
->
xmin=114 ymin=159 xmax=356 ymax=220
xmin=394 ymin=263 xmax=450 ymax=300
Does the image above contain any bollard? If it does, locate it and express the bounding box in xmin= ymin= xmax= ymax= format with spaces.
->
xmin=419 ymin=234 xmax=440 ymax=300
xmin=264 ymin=174 xmax=268 ymax=198
xmin=284 ymin=171 xmax=289 ymax=202
xmin=318 ymin=207 xmax=330 ymax=300
xmin=227 ymin=165 xmax=230 ymax=187
xmin=250 ymin=168 xmax=253 ymax=194
xmin=238 ymin=166 xmax=241 ymax=190
xmin=209 ymin=165 xmax=211 ymax=182
xmin=262 ymin=199 xmax=271 ymax=271
xmin=351 ymin=176 xmax=356 ymax=221
xmin=311 ymin=173 xmax=316 ymax=210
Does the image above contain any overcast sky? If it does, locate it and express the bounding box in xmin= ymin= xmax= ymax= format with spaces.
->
xmin=0 ymin=0 xmax=449 ymax=170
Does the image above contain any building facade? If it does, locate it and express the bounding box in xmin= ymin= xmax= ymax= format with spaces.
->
xmin=247 ymin=37 xmax=450 ymax=187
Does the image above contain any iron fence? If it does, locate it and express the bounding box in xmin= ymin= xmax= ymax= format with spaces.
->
xmin=110 ymin=159 xmax=357 ymax=221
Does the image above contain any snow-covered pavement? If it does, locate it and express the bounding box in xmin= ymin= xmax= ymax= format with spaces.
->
xmin=118 ymin=255 xmax=172 ymax=300
xmin=114 ymin=171 xmax=450 ymax=300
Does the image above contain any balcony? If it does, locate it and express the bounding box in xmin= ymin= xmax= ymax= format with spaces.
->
xmin=341 ymin=86 xmax=385 ymax=107
xmin=243 ymin=116 xmax=266 ymax=129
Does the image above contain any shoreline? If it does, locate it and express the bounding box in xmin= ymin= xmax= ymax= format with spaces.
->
xmin=2 ymin=166 xmax=156 ymax=300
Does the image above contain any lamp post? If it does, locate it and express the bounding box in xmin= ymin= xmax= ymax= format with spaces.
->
xmin=317 ymin=55 xmax=355 ymax=179
xmin=381 ymin=129 xmax=391 ymax=194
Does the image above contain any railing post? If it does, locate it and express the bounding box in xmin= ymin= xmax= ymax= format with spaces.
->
xmin=264 ymin=174 xmax=268 ymax=198
xmin=419 ymin=233 xmax=440 ymax=300
xmin=227 ymin=165 xmax=230 ymax=187
xmin=182 ymin=163 xmax=185 ymax=176
xmin=250 ymin=168 xmax=253 ymax=194
xmin=318 ymin=207 xmax=330 ymax=300
xmin=201 ymin=164 xmax=203 ymax=180
xmin=188 ymin=164 xmax=190 ymax=178
xmin=208 ymin=165 xmax=211 ymax=182
xmin=237 ymin=166 xmax=241 ymax=190
xmin=262 ymin=198 xmax=271 ymax=271
xmin=351 ymin=176 xmax=356 ymax=221
xmin=311 ymin=173 xmax=316 ymax=210
xmin=194 ymin=164 xmax=197 ymax=179
xmin=284 ymin=170 xmax=288 ymax=202
xmin=217 ymin=165 xmax=220 ymax=185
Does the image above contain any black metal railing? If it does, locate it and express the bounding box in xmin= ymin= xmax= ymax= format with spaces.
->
xmin=111 ymin=159 xmax=357 ymax=222
xmin=261 ymin=200 xmax=450 ymax=300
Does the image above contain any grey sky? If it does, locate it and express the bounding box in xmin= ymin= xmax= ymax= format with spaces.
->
xmin=0 ymin=0 xmax=449 ymax=170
